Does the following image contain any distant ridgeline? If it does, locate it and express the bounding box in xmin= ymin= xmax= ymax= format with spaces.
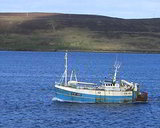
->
xmin=0 ymin=13 xmax=160 ymax=52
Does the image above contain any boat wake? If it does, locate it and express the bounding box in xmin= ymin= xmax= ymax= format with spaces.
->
xmin=52 ymin=97 xmax=64 ymax=102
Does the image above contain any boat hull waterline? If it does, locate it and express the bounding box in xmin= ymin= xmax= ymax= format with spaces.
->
xmin=54 ymin=85 xmax=147 ymax=103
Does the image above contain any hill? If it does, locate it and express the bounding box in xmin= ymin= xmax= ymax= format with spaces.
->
xmin=0 ymin=12 xmax=160 ymax=53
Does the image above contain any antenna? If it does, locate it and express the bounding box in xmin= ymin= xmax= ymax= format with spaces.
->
xmin=70 ymin=70 xmax=77 ymax=81
xmin=114 ymin=61 xmax=121 ymax=69
xmin=113 ymin=61 xmax=121 ymax=83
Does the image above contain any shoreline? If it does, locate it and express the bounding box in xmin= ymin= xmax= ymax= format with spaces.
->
xmin=0 ymin=49 xmax=160 ymax=54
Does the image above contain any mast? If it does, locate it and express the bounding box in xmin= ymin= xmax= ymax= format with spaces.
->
xmin=64 ymin=51 xmax=68 ymax=86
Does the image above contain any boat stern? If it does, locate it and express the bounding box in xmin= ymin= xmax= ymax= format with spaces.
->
xmin=136 ymin=92 xmax=148 ymax=102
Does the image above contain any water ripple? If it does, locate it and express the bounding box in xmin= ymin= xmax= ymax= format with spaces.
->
xmin=0 ymin=51 xmax=160 ymax=128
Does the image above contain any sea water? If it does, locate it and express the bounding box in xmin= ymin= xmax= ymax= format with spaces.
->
xmin=0 ymin=51 xmax=160 ymax=128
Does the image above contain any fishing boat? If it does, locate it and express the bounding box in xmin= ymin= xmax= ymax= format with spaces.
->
xmin=53 ymin=52 xmax=148 ymax=103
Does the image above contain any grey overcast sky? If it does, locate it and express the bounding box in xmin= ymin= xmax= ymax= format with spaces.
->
xmin=0 ymin=0 xmax=159 ymax=19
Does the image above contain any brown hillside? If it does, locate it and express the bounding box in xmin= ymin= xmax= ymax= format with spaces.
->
xmin=0 ymin=13 xmax=160 ymax=52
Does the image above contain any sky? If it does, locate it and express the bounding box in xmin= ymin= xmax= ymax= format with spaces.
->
xmin=0 ymin=0 xmax=160 ymax=19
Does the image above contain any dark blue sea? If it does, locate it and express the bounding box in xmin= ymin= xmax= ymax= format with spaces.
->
xmin=0 ymin=51 xmax=160 ymax=128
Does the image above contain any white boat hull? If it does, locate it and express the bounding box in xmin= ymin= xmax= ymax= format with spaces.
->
xmin=55 ymin=85 xmax=137 ymax=103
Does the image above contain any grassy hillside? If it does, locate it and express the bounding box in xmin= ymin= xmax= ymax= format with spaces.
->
xmin=0 ymin=13 xmax=160 ymax=52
